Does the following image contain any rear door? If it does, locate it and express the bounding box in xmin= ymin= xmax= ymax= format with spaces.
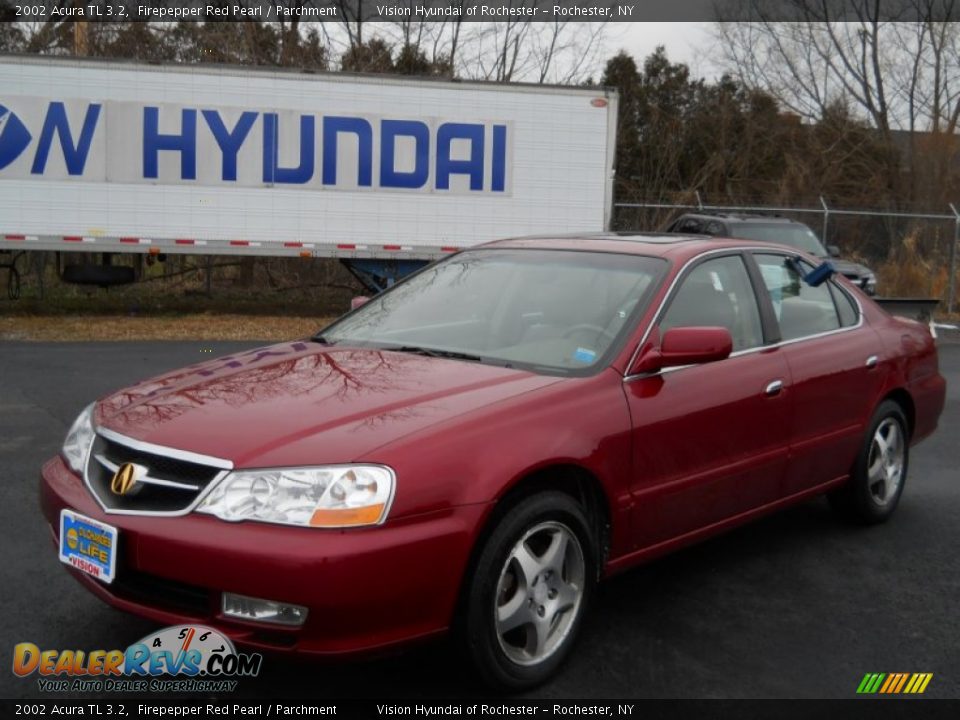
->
xmin=750 ymin=252 xmax=884 ymax=495
xmin=624 ymin=252 xmax=794 ymax=547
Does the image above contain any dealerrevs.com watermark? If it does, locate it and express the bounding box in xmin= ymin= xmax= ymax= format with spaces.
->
xmin=12 ymin=624 xmax=261 ymax=694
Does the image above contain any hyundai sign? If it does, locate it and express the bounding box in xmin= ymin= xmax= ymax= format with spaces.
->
xmin=0 ymin=97 xmax=511 ymax=194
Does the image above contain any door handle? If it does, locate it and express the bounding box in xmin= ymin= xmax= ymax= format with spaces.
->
xmin=866 ymin=355 xmax=879 ymax=368
xmin=765 ymin=379 xmax=784 ymax=396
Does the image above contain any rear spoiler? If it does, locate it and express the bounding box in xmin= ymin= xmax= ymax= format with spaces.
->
xmin=874 ymin=298 xmax=950 ymax=337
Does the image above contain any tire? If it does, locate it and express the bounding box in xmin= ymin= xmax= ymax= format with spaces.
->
xmin=462 ymin=491 xmax=596 ymax=690
xmin=829 ymin=400 xmax=909 ymax=524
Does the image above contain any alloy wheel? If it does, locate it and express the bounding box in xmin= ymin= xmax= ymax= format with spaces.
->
xmin=866 ymin=417 xmax=905 ymax=507
xmin=494 ymin=520 xmax=585 ymax=666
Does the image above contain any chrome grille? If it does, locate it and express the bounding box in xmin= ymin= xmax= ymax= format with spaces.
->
xmin=84 ymin=430 xmax=230 ymax=515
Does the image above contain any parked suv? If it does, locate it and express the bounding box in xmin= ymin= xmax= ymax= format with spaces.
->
xmin=664 ymin=213 xmax=877 ymax=295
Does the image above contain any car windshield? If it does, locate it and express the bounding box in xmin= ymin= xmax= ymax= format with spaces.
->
xmin=320 ymin=249 xmax=667 ymax=375
xmin=728 ymin=223 xmax=828 ymax=256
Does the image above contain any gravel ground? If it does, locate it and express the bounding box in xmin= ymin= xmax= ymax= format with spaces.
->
xmin=0 ymin=314 xmax=334 ymax=341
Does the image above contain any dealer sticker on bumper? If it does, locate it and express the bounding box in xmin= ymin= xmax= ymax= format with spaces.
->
xmin=59 ymin=509 xmax=117 ymax=584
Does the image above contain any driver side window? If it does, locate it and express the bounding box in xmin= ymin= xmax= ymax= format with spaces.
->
xmin=660 ymin=255 xmax=764 ymax=352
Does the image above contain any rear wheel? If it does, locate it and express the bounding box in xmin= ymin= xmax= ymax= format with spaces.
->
xmin=462 ymin=491 xmax=596 ymax=690
xmin=829 ymin=400 xmax=909 ymax=524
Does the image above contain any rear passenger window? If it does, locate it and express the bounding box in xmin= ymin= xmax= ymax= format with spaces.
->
xmin=660 ymin=255 xmax=764 ymax=351
xmin=830 ymin=283 xmax=859 ymax=327
xmin=754 ymin=254 xmax=841 ymax=340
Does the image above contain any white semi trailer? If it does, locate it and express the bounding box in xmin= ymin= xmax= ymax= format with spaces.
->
xmin=0 ymin=55 xmax=618 ymax=289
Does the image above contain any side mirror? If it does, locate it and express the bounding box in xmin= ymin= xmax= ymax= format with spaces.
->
xmin=827 ymin=244 xmax=841 ymax=258
xmin=660 ymin=326 xmax=732 ymax=367
xmin=629 ymin=326 xmax=733 ymax=375
xmin=350 ymin=296 xmax=371 ymax=310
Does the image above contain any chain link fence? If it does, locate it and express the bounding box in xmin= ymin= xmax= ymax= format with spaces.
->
xmin=614 ymin=195 xmax=959 ymax=314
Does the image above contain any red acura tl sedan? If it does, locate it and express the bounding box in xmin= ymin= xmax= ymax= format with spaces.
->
xmin=41 ymin=234 xmax=946 ymax=688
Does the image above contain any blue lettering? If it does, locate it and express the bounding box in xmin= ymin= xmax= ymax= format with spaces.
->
xmin=180 ymin=649 xmax=202 ymax=676
xmin=143 ymin=107 xmax=197 ymax=180
xmin=322 ymin=116 xmax=372 ymax=186
xmin=262 ymin=113 xmax=314 ymax=184
xmin=202 ymin=110 xmax=257 ymax=182
xmin=380 ymin=120 xmax=429 ymax=189
xmin=436 ymin=123 xmax=484 ymax=191
xmin=30 ymin=102 xmax=101 ymax=176
xmin=148 ymin=651 xmax=169 ymax=675
xmin=123 ymin=643 xmax=150 ymax=676
xmin=492 ymin=124 xmax=507 ymax=192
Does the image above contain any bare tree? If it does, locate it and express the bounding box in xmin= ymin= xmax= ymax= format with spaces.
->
xmin=377 ymin=11 xmax=464 ymax=77
xmin=531 ymin=21 xmax=608 ymax=84
xmin=714 ymin=0 xmax=960 ymax=205
xmin=455 ymin=20 xmax=608 ymax=84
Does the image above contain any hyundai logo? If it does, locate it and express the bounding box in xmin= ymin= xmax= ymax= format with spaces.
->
xmin=0 ymin=104 xmax=32 ymax=171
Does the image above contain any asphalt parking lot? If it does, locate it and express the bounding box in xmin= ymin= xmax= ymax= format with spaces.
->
xmin=2 ymin=335 xmax=958 ymax=700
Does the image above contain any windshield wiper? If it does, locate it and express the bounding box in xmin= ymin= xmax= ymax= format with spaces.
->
xmin=390 ymin=345 xmax=485 ymax=362
xmin=312 ymin=335 xmax=334 ymax=345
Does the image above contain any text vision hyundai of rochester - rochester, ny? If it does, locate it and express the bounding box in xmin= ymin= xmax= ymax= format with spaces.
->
xmin=41 ymin=234 xmax=946 ymax=689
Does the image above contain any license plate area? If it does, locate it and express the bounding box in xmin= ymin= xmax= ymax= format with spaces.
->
xmin=59 ymin=509 xmax=118 ymax=584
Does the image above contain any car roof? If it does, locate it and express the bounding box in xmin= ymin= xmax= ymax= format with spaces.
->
xmin=476 ymin=232 xmax=780 ymax=261
xmin=676 ymin=212 xmax=802 ymax=225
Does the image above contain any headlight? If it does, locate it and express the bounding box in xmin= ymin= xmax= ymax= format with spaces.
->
xmin=863 ymin=273 xmax=877 ymax=293
xmin=196 ymin=465 xmax=395 ymax=528
xmin=62 ymin=403 xmax=96 ymax=474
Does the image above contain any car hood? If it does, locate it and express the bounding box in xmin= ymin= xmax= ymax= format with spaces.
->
xmin=830 ymin=258 xmax=872 ymax=277
xmin=96 ymin=340 xmax=561 ymax=467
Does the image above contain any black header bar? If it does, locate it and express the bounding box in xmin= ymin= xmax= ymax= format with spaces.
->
xmin=4 ymin=0 xmax=960 ymax=23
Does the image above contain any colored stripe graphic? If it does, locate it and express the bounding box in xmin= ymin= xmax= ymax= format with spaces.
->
xmin=857 ymin=672 xmax=932 ymax=694
xmin=891 ymin=673 xmax=909 ymax=693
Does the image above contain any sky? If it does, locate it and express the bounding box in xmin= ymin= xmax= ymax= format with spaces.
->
xmin=609 ymin=22 xmax=721 ymax=79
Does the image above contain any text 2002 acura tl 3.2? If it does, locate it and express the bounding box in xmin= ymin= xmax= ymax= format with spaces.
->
xmin=42 ymin=234 xmax=945 ymax=689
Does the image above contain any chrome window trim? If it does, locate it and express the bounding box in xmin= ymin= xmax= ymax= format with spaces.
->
xmin=83 ymin=426 xmax=233 ymax=517
xmin=827 ymin=274 xmax=863 ymax=327
xmin=623 ymin=246 xmax=865 ymax=382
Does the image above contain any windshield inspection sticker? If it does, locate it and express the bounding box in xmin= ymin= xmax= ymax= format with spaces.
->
xmin=573 ymin=347 xmax=597 ymax=364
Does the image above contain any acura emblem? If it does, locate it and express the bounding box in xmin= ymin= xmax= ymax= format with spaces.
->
xmin=110 ymin=462 xmax=141 ymax=496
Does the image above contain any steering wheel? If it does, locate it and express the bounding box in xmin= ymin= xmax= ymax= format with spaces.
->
xmin=562 ymin=323 xmax=617 ymax=342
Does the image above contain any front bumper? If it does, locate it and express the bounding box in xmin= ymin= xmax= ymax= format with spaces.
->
xmin=40 ymin=455 xmax=489 ymax=656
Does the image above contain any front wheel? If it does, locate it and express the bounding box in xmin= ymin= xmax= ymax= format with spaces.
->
xmin=829 ymin=400 xmax=909 ymax=524
xmin=462 ymin=491 xmax=596 ymax=690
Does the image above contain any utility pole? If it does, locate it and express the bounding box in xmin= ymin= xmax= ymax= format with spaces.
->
xmin=948 ymin=204 xmax=959 ymax=315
